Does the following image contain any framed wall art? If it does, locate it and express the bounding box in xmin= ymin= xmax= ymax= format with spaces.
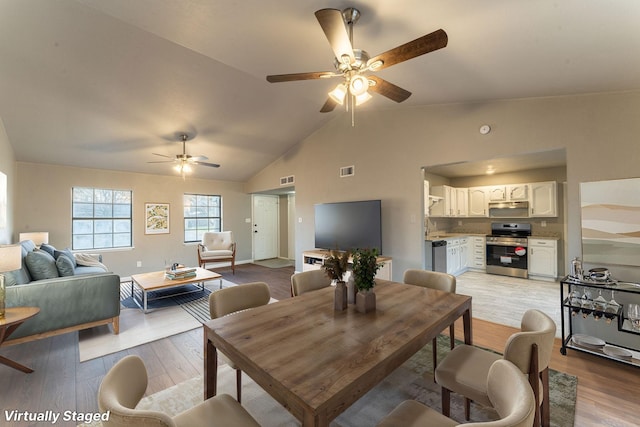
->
xmin=145 ymin=203 xmax=170 ymax=234
xmin=581 ymin=177 xmax=640 ymax=266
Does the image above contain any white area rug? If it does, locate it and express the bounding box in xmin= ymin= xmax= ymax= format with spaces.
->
xmin=78 ymin=306 xmax=201 ymax=362
xmin=78 ymin=279 xmax=235 ymax=362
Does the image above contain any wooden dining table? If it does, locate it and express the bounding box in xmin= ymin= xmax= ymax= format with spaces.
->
xmin=204 ymin=280 xmax=472 ymax=427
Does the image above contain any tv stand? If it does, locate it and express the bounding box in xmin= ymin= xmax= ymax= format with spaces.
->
xmin=302 ymin=250 xmax=392 ymax=281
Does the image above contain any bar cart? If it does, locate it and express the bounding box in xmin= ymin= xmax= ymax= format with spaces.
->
xmin=560 ymin=275 xmax=640 ymax=366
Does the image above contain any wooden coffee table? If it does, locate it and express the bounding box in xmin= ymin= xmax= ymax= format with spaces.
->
xmin=0 ymin=306 xmax=40 ymax=373
xmin=131 ymin=267 xmax=222 ymax=313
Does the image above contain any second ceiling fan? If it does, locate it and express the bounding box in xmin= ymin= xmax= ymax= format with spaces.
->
xmin=266 ymin=7 xmax=448 ymax=116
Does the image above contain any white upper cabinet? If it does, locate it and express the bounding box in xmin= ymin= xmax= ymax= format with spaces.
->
xmin=488 ymin=186 xmax=507 ymax=201
xmin=430 ymin=185 xmax=457 ymax=217
xmin=530 ymin=181 xmax=557 ymax=217
xmin=455 ymin=188 xmax=469 ymax=217
xmin=468 ymin=187 xmax=489 ymax=217
xmin=507 ymin=184 xmax=529 ymax=201
xmin=430 ymin=181 xmax=557 ymax=218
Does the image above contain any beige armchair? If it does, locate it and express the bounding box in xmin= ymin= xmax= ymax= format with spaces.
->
xmin=378 ymin=359 xmax=536 ymax=427
xmin=290 ymin=269 xmax=332 ymax=297
xmin=98 ymin=354 xmax=259 ymax=427
xmin=435 ymin=309 xmax=556 ymax=427
xmin=198 ymin=231 xmax=236 ymax=274
xmin=209 ymin=282 xmax=271 ymax=403
xmin=403 ymin=269 xmax=457 ymax=381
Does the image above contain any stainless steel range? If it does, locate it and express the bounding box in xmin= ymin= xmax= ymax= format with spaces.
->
xmin=486 ymin=223 xmax=532 ymax=279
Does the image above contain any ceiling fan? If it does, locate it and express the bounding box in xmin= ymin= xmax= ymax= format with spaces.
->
xmin=266 ymin=7 xmax=448 ymax=122
xmin=148 ymin=134 xmax=220 ymax=175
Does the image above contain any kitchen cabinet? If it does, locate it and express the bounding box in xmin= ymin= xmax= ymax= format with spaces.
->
xmin=430 ymin=185 xmax=457 ymax=217
xmin=446 ymin=238 xmax=460 ymax=275
xmin=455 ymin=188 xmax=469 ymax=217
xmin=444 ymin=237 xmax=472 ymax=275
xmin=528 ymin=238 xmax=557 ymax=279
xmin=468 ymin=187 xmax=489 ymax=217
xmin=469 ymin=236 xmax=486 ymax=270
xmin=459 ymin=237 xmax=469 ymax=271
xmin=488 ymin=186 xmax=507 ymax=201
xmin=507 ymin=184 xmax=529 ymax=201
xmin=530 ymin=181 xmax=557 ymax=217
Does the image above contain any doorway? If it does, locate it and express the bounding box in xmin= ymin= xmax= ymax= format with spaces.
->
xmin=252 ymin=194 xmax=279 ymax=261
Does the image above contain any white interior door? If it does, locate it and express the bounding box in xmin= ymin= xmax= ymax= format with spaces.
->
xmin=253 ymin=195 xmax=279 ymax=260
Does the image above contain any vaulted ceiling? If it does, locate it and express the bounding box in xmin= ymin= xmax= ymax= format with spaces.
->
xmin=1 ymin=1 xmax=639 ymax=181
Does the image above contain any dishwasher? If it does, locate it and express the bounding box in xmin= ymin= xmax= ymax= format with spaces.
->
xmin=425 ymin=240 xmax=447 ymax=273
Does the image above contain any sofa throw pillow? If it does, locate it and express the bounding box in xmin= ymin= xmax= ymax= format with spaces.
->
xmin=25 ymin=250 xmax=60 ymax=280
xmin=54 ymin=248 xmax=77 ymax=267
xmin=40 ymin=243 xmax=56 ymax=257
xmin=55 ymin=255 xmax=75 ymax=277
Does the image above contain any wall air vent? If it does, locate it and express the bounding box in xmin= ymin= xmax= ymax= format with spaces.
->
xmin=280 ymin=175 xmax=295 ymax=186
xmin=340 ymin=166 xmax=355 ymax=177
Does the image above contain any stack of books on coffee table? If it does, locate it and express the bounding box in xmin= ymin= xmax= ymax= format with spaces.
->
xmin=165 ymin=267 xmax=197 ymax=280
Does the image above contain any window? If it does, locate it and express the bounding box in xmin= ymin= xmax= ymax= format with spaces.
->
xmin=72 ymin=187 xmax=132 ymax=250
xmin=184 ymin=193 xmax=221 ymax=243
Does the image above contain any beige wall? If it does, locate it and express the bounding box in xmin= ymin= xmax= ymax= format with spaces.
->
xmin=246 ymin=91 xmax=640 ymax=282
xmin=15 ymin=163 xmax=252 ymax=277
xmin=0 ymin=119 xmax=16 ymax=244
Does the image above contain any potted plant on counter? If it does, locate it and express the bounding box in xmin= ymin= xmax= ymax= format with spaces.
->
xmin=352 ymin=248 xmax=382 ymax=313
xmin=323 ymin=250 xmax=350 ymax=311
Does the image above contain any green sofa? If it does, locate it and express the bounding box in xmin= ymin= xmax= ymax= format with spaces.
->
xmin=3 ymin=240 xmax=120 ymax=345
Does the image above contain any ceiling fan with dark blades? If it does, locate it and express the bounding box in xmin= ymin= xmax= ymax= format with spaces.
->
xmin=148 ymin=134 xmax=219 ymax=175
xmin=266 ymin=7 xmax=447 ymax=117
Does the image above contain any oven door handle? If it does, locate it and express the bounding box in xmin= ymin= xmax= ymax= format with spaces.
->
xmin=486 ymin=242 xmax=528 ymax=247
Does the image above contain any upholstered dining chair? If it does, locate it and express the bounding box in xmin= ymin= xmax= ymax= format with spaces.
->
xmin=290 ymin=269 xmax=332 ymax=297
xmin=198 ymin=231 xmax=236 ymax=274
xmin=435 ymin=309 xmax=556 ymax=427
xmin=208 ymin=281 xmax=271 ymax=403
xmin=98 ymin=354 xmax=260 ymax=427
xmin=403 ymin=269 xmax=457 ymax=380
xmin=377 ymin=359 xmax=536 ymax=427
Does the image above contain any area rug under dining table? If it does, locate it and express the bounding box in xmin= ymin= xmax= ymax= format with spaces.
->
xmin=79 ymin=335 xmax=576 ymax=427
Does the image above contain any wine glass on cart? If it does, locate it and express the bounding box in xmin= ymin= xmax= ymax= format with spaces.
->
xmin=604 ymin=290 xmax=620 ymax=325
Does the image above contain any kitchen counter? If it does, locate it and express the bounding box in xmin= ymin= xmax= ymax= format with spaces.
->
xmin=425 ymin=233 xmax=486 ymax=240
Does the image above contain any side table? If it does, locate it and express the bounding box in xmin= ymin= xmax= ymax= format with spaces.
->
xmin=0 ymin=306 xmax=40 ymax=373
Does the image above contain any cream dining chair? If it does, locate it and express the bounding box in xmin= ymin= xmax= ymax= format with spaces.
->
xmin=435 ymin=309 xmax=556 ymax=427
xmin=377 ymin=359 xmax=536 ymax=427
xmin=290 ymin=269 xmax=332 ymax=297
xmin=98 ymin=354 xmax=260 ymax=427
xmin=403 ymin=269 xmax=457 ymax=380
xmin=208 ymin=281 xmax=271 ymax=403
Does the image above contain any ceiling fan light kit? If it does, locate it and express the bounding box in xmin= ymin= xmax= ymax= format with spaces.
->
xmin=148 ymin=133 xmax=220 ymax=177
xmin=266 ymin=7 xmax=448 ymax=126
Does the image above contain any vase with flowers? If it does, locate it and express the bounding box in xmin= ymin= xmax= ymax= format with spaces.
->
xmin=322 ymin=249 xmax=350 ymax=311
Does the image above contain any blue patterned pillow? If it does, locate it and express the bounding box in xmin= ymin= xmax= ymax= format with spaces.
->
xmin=25 ymin=250 xmax=59 ymax=280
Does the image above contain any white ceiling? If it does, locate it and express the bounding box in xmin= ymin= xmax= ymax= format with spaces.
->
xmin=1 ymin=1 xmax=639 ymax=181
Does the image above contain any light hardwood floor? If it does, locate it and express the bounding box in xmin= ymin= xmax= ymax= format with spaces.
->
xmin=0 ymin=266 xmax=638 ymax=427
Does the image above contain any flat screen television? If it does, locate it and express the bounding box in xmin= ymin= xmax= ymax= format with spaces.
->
xmin=314 ymin=199 xmax=382 ymax=253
